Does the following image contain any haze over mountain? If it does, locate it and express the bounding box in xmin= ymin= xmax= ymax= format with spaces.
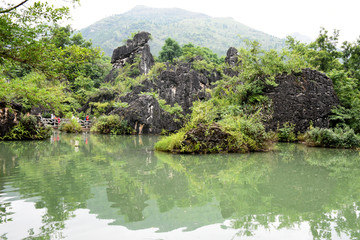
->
xmin=289 ymin=32 xmax=313 ymax=44
xmin=80 ymin=5 xmax=286 ymax=57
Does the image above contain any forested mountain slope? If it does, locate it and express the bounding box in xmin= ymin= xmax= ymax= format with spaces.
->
xmin=80 ymin=5 xmax=285 ymax=56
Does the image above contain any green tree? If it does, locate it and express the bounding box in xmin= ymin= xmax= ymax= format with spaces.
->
xmin=181 ymin=43 xmax=223 ymax=64
xmin=158 ymin=38 xmax=182 ymax=62
xmin=0 ymin=1 xmax=74 ymax=73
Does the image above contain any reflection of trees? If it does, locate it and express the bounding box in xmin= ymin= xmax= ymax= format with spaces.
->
xmin=155 ymin=143 xmax=360 ymax=239
xmin=1 ymin=136 xmax=360 ymax=239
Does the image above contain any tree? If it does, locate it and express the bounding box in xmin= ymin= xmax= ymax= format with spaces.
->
xmin=181 ymin=43 xmax=223 ymax=64
xmin=158 ymin=38 xmax=182 ymax=62
xmin=0 ymin=1 xmax=78 ymax=74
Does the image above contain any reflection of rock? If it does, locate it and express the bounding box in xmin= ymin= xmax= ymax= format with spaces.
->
xmin=263 ymin=68 xmax=339 ymax=133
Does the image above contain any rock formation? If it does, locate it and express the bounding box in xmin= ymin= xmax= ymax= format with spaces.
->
xmin=263 ymin=68 xmax=339 ymax=133
xmin=105 ymin=32 xmax=155 ymax=82
xmin=111 ymin=62 xmax=221 ymax=134
xmin=101 ymin=40 xmax=339 ymax=135
xmin=224 ymin=47 xmax=240 ymax=77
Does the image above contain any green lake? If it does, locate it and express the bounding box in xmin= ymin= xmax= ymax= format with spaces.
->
xmin=1 ymin=132 xmax=360 ymax=240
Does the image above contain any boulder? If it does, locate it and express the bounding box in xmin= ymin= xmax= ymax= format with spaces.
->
xmin=263 ymin=68 xmax=339 ymax=133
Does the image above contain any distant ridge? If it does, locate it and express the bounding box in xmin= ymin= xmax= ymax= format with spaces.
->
xmin=80 ymin=5 xmax=286 ymax=56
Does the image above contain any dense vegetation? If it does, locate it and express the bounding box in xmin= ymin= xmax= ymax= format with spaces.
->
xmin=0 ymin=1 xmax=112 ymax=140
xmin=80 ymin=5 xmax=285 ymax=56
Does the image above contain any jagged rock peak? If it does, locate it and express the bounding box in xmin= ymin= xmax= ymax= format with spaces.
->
xmin=224 ymin=47 xmax=240 ymax=77
xmin=111 ymin=31 xmax=152 ymax=64
xmin=105 ymin=31 xmax=154 ymax=82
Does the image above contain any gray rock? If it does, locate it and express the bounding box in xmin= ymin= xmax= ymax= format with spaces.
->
xmin=263 ymin=68 xmax=339 ymax=133
xmin=105 ymin=31 xmax=155 ymax=82
xmin=224 ymin=47 xmax=240 ymax=77
xmin=111 ymin=61 xmax=220 ymax=134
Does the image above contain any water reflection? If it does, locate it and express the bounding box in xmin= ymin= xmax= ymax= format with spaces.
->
xmin=0 ymin=134 xmax=360 ymax=239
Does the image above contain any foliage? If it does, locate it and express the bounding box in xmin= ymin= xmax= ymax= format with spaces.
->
xmin=89 ymin=101 xmax=112 ymax=117
xmin=155 ymin=100 xmax=275 ymax=153
xmin=180 ymin=43 xmax=223 ymax=64
xmin=0 ymin=115 xmax=51 ymax=140
xmin=304 ymin=126 xmax=360 ymax=149
xmin=212 ymin=40 xmax=309 ymax=105
xmin=286 ymin=28 xmax=342 ymax=73
xmin=0 ymin=2 xmax=111 ymax=130
xmin=277 ymin=122 xmax=297 ymax=142
xmin=59 ymin=118 xmax=82 ymax=133
xmin=91 ymin=115 xmax=133 ymax=135
xmin=155 ymin=40 xmax=310 ymax=153
xmin=287 ymin=28 xmax=360 ymax=133
xmin=158 ymin=38 xmax=182 ymax=62
xmin=0 ymin=71 xmax=66 ymax=113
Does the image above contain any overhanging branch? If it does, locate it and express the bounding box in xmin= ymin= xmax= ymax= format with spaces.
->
xmin=0 ymin=0 xmax=29 ymax=14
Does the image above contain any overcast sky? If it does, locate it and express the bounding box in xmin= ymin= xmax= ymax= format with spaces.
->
xmin=67 ymin=0 xmax=359 ymax=43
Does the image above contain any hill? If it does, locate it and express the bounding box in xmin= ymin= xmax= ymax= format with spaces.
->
xmin=80 ymin=5 xmax=286 ymax=57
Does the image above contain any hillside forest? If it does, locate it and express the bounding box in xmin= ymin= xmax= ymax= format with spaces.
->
xmin=1 ymin=1 xmax=360 ymax=150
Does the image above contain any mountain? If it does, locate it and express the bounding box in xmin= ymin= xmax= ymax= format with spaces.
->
xmin=80 ymin=5 xmax=286 ymax=57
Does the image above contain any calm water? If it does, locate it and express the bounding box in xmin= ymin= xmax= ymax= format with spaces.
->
xmin=1 ymin=132 xmax=360 ymax=240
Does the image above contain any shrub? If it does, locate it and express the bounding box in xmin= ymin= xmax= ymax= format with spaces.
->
xmin=59 ymin=118 xmax=82 ymax=133
xmin=277 ymin=122 xmax=297 ymax=142
xmin=304 ymin=126 xmax=360 ymax=148
xmin=154 ymin=102 xmax=275 ymax=153
xmin=0 ymin=115 xmax=52 ymax=140
xmin=91 ymin=115 xmax=133 ymax=135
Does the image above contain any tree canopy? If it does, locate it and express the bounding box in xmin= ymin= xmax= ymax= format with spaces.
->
xmin=158 ymin=38 xmax=182 ymax=62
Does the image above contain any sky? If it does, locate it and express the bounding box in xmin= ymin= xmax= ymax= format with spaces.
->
xmin=66 ymin=0 xmax=360 ymax=43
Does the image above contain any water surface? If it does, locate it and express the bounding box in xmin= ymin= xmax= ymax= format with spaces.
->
xmin=1 ymin=132 xmax=360 ymax=239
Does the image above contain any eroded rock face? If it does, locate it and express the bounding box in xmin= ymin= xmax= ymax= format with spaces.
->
xmin=111 ymin=62 xmax=221 ymax=134
xmin=263 ymin=68 xmax=339 ymax=133
xmin=111 ymin=93 xmax=180 ymax=134
xmin=105 ymin=32 xmax=155 ymax=82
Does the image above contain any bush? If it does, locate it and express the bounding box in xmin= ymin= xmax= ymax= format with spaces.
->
xmin=277 ymin=122 xmax=297 ymax=142
xmin=59 ymin=118 xmax=82 ymax=133
xmin=0 ymin=115 xmax=52 ymax=140
xmin=154 ymin=102 xmax=274 ymax=153
xmin=91 ymin=115 xmax=133 ymax=135
xmin=304 ymin=126 xmax=360 ymax=148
